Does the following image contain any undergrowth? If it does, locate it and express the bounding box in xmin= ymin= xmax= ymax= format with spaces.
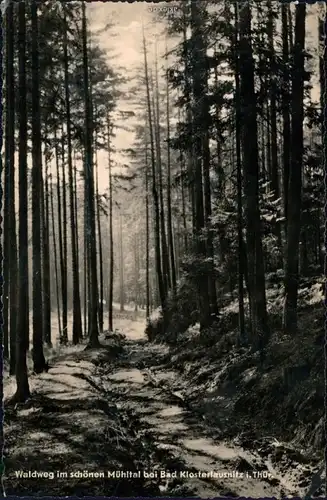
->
xmin=145 ymin=276 xmax=324 ymax=457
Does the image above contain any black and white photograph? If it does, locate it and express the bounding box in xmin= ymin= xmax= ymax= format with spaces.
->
xmin=2 ymin=0 xmax=326 ymax=497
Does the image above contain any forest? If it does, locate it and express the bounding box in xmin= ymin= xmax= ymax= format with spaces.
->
xmin=1 ymin=0 xmax=326 ymax=497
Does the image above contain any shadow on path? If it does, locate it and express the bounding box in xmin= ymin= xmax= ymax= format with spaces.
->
xmin=4 ymin=344 xmax=161 ymax=496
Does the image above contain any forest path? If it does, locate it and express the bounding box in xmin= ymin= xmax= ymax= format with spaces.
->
xmin=97 ymin=328 xmax=304 ymax=498
xmin=3 ymin=315 xmax=314 ymax=497
xmin=4 ymin=343 xmax=135 ymax=496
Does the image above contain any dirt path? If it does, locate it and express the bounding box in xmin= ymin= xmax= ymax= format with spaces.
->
xmin=4 ymin=331 xmax=160 ymax=496
xmin=98 ymin=337 xmax=307 ymax=498
xmin=4 ymin=317 xmax=323 ymax=497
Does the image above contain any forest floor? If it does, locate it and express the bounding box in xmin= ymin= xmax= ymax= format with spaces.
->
xmin=3 ymin=293 xmax=325 ymax=497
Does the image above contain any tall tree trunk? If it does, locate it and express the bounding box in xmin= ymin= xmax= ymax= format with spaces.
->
xmin=50 ymin=174 xmax=62 ymax=341
xmin=42 ymin=156 xmax=51 ymax=346
xmin=319 ymin=10 xmax=326 ymax=276
xmin=94 ymin=148 xmax=104 ymax=332
xmin=83 ymin=151 xmax=91 ymax=336
xmin=6 ymin=1 xmax=18 ymax=371
xmin=177 ymin=107 xmax=188 ymax=254
xmin=153 ymin=57 xmax=170 ymax=295
xmin=213 ymin=56 xmax=227 ymax=266
xmin=84 ymin=157 xmax=88 ymax=337
xmin=165 ymin=68 xmax=177 ymax=295
xmin=73 ymin=152 xmax=80 ymax=270
xmin=31 ymin=0 xmax=47 ymax=373
xmin=234 ymin=1 xmax=246 ymax=344
xmin=182 ymin=12 xmax=196 ymax=232
xmin=267 ymin=0 xmax=279 ymax=198
xmin=14 ymin=0 xmax=30 ymax=402
xmin=134 ymin=233 xmax=139 ymax=311
xmin=283 ymin=4 xmax=306 ymax=334
xmin=55 ymin=127 xmax=65 ymax=342
xmin=202 ymin=109 xmax=218 ymax=317
xmin=63 ymin=14 xmax=83 ymax=344
xmin=200 ymin=38 xmax=218 ymax=318
xmin=119 ymin=212 xmax=125 ymax=312
xmin=82 ymin=1 xmax=99 ymax=347
xmin=319 ymin=15 xmax=326 ymax=146
xmin=174 ymin=220 xmax=181 ymax=281
xmin=239 ymin=2 xmax=268 ymax=349
xmin=143 ymin=32 xmax=166 ymax=313
xmin=190 ymin=0 xmax=211 ymax=331
xmin=267 ymin=0 xmax=282 ymax=264
xmin=145 ymin=145 xmax=150 ymax=318
xmin=60 ymin=129 xmax=68 ymax=343
xmin=3 ymin=126 xmax=9 ymax=360
xmin=4 ymin=3 xmax=11 ymax=360
xmin=106 ymin=114 xmax=114 ymax=332
xmin=281 ymin=3 xmax=291 ymax=240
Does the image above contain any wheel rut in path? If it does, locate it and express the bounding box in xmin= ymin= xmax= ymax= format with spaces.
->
xmin=99 ymin=338 xmax=302 ymax=498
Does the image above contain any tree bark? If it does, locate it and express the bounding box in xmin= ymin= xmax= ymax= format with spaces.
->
xmin=42 ymin=155 xmax=51 ymax=346
xmin=106 ymin=114 xmax=114 ymax=332
xmin=165 ymin=68 xmax=177 ymax=295
xmin=55 ymin=127 xmax=65 ymax=343
xmin=119 ymin=212 xmax=125 ymax=312
xmin=190 ymin=0 xmax=211 ymax=331
xmin=283 ymin=4 xmax=306 ymax=334
xmin=82 ymin=1 xmax=100 ymax=347
xmin=61 ymin=130 xmax=68 ymax=343
xmin=145 ymin=145 xmax=150 ymax=318
xmin=7 ymin=1 xmax=18 ymax=370
xmin=281 ymin=3 xmax=291 ymax=239
xmin=50 ymin=174 xmax=62 ymax=342
xmin=14 ymin=0 xmax=30 ymax=402
xmin=31 ymin=0 xmax=47 ymax=373
xmin=94 ymin=148 xmax=104 ymax=333
xmin=234 ymin=1 xmax=246 ymax=344
xmin=63 ymin=12 xmax=83 ymax=344
xmin=239 ymin=2 xmax=268 ymax=349
xmin=143 ymin=32 xmax=166 ymax=313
